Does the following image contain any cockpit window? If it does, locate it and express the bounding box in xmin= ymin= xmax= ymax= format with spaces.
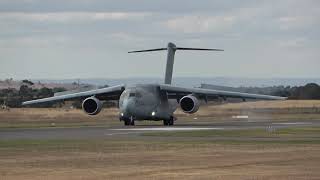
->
xmin=129 ymin=92 xmax=142 ymax=98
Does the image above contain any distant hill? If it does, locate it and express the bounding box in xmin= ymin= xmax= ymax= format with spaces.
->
xmin=1 ymin=77 xmax=319 ymax=90
xmin=0 ymin=79 xmax=96 ymax=90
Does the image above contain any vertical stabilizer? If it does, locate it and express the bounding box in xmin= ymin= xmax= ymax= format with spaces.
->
xmin=164 ymin=42 xmax=176 ymax=84
xmin=128 ymin=42 xmax=223 ymax=85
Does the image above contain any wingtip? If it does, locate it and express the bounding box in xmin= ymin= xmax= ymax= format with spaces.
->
xmin=22 ymin=101 xmax=32 ymax=106
xmin=277 ymin=96 xmax=288 ymax=100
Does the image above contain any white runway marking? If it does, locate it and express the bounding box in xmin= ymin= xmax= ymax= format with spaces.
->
xmin=232 ymin=115 xmax=249 ymax=119
xmin=105 ymin=132 xmax=141 ymax=136
xmin=272 ymin=122 xmax=313 ymax=125
xmin=112 ymin=127 xmax=224 ymax=131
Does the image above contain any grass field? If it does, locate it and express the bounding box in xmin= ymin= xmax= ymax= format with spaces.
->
xmin=1 ymin=100 xmax=320 ymax=128
xmin=1 ymin=100 xmax=320 ymax=179
xmin=1 ymin=138 xmax=320 ymax=179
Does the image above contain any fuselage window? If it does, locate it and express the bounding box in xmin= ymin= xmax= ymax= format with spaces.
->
xmin=129 ymin=93 xmax=136 ymax=97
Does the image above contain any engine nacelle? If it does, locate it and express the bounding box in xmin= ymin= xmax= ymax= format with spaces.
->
xmin=82 ymin=97 xmax=102 ymax=115
xmin=179 ymin=95 xmax=200 ymax=114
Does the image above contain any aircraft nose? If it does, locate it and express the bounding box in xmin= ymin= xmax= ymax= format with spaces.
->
xmin=123 ymin=98 xmax=135 ymax=116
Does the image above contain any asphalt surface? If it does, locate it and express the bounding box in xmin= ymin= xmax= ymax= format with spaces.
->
xmin=0 ymin=120 xmax=320 ymax=140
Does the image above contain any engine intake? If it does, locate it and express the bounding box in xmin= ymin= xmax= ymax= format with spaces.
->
xmin=179 ymin=95 xmax=200 ymax=114
xmin=82 ymin=97 xmax=102 ymax=115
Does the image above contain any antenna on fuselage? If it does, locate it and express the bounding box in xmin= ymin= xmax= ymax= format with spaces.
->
xmin=128 ymin=42 xmax=223 ymax=84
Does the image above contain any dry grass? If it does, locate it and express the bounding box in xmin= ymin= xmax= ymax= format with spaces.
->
xmin=1 ymin=100 xmax=320 ymax=179
xmin=215 ymin=100 xmax=320 ymax=109
xmin=176 ymin=100 xmax=320 ymax=123
xmin=0 ymin=108 xmax=121 ymax=128
xmin=0 ymin=108 xmax=119 ymax=121
xmin=0 ymin=140 xmax=320 ymax=180
xmin=1 ymin=100 xmax=320 ymax=128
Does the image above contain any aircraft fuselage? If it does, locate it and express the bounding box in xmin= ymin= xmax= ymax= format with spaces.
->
xmin=118 ymin=84 xmax=178 ymax=121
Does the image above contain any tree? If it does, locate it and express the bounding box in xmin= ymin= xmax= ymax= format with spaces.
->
xmin=19 ymin=85 xmax=33 ymax=98
xmin=22 ymin=79 xmax=34 ymax=86
xmin=52 ymin=87 xmax=67 ymax=93
xmin=37 ymin=87 xmax=53 ymax=98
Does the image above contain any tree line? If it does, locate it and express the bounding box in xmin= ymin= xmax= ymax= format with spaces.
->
xmin=1 ymin=81 xmax=320 ymax=108
xmin=0 ymin=84 xmax=67 ymax=108
xmin=272 ymin=83 xmax=320 ymax=100
xmin=202 ymin=83 xmax=320 ymax=100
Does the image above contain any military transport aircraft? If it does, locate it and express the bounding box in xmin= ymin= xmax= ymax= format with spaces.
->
xmin=23 ymin=42 xmax=286 ymax=126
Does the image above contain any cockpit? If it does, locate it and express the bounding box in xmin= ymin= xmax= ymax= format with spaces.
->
xmin=129 ymin=92 xmax=142 ymax=98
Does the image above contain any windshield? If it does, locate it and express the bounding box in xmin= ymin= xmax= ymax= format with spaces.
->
xmin=129 ymin=92 xmax=142 ymax=98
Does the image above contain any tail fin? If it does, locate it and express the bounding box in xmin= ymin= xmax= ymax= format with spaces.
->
xmin=128 ymin=42 xmax=223 ymax=84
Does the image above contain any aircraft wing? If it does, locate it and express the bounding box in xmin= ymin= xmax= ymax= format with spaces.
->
xmin=22 ymin=84 xmax=125 ymax=106
xmin=159 ymin=84 xmax=287 ymax=101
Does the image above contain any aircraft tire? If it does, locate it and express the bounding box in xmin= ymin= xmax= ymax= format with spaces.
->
xmin=124 ymin=120 xmax=129 ymax=126
xmin=163 ymin=119 xmax=169 ymax=126
xmin=169 ymin=118 xmax=174 ymax=126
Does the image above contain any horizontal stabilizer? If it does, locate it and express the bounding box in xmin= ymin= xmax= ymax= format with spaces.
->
xmin=128 ymin=48 xmax=167 ymax=53
xmin=128 ymin=43 xmax=224 ymax=53
xmin=128 ymin=42 xmax=224 ymax=85
xmin=176 ymin=47 xmax=224 ymax=51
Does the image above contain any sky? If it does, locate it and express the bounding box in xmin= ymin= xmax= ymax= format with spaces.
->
xmin=0 ymin=0 xmax=319 ymax=80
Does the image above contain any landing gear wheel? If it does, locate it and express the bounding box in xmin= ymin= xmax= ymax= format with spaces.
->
xmin=124 ymin=116 xmax=135 ymax=126
xmin=163 ymin=119 xmax=169 ymax=126
xmin=169 ymin=117 xmax=174 ymax=126
xmin=124 ymin=119 xmax=130 ymax=126
xmin=130 ymin=116 xmax=135 ymax=126
xmin=163 ymin=116 xmax=174 ymax=126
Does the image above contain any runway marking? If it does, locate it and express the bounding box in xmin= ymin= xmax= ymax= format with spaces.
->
xmin=105 ymin=132 xmax=141 ymax=136
xmin=232 ymin=115 xmax=249 ymax=119
xmin=272 ymin=122 xmax=313 ymax=125
xmin=112 ymin=127 xmax=224 ymax=131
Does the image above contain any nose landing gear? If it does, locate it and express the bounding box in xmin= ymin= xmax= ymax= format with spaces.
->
xmin=124 ymin=116 xmax=135 ymax=126
xmin=121 ymin=116 xmax=176 ymax=126
xmin=122 ymin=116 xmax=135 ymax=126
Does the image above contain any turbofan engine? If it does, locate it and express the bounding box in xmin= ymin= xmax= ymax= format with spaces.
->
xmin=82 ymin=97 xmax=102 ymax=115
xmin=179 ymin=95 xmax=200 ymax=114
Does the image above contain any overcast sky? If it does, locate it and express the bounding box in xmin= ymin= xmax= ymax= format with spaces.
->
xmin=0 ymin=0 xmax=319 ymax=80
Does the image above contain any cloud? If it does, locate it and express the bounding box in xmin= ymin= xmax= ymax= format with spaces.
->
xmin=276 ymin=37 xmax=307 ymax=48
xmin=0 ymin=12 xmax=150 ymax=23
xmin=163 ymin=15 xmax=236 ymax=33
xmin=0 ymin=0 xmax=319 ymax=79
xmin=277 ymin=16 xmax=319 ymax=30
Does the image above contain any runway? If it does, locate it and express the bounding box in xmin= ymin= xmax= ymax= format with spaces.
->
xmin=1 ymin=120 xmax=319 ymax=140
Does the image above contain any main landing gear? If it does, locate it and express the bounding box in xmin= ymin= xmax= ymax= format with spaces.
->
xmin=163 ymin=116 xmax=175 ymax=126
xmin=123 ymin=116 xmax=135 ymax=126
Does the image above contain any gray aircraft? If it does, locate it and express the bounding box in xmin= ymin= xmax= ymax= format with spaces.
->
xmin=22 ymin=42 xmax=286 ymax=126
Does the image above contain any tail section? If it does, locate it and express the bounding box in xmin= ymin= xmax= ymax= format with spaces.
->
xmin=128 ymin=42 xmax=223 ymax=84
